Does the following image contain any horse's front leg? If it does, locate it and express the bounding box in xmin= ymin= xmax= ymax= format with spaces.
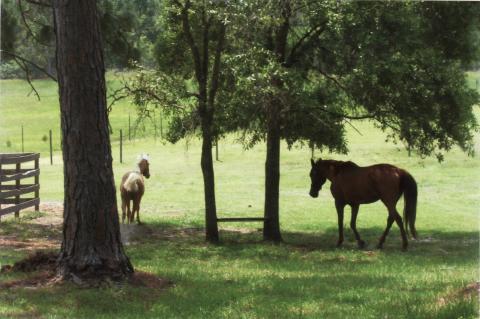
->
xmin=335 ymin=200 xmax=345 ymax=247
xmin=350 ymin=204 xmax=365 ymax=249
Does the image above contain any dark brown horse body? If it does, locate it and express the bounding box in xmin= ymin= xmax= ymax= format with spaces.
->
xmin=120 ymin=156 xmax=150 ymax=224
xmin=309 ymin=159 xmax=417 ymax=250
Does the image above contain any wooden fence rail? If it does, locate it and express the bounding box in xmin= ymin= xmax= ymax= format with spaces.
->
xmin=0 ymin=153 xmax=40 ymax=219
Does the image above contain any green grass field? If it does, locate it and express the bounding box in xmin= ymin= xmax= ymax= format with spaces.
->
xmin=0 ymin=72 xmax=479 ymax=318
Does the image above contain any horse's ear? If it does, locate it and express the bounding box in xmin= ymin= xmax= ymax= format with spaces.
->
xmin=310 ymin=158 xmax=315 ymax=167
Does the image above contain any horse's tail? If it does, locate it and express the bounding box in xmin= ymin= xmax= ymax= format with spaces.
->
xmin=400 ymin=171 xmax=418 ymax=239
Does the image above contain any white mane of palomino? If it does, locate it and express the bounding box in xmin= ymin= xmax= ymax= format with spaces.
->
xmin=133 ymin=154 xmax=149 ymax=172
xmin=137 ymin=154 xmax=149 ymax=162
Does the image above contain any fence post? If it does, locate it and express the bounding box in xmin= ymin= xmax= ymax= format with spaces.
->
xmin=35 ymin=157 xmax=39 ymax=211
xmin=153 ymin=112 xmax=157 ymax=141
xmin=21 ymin=125 xmax=24 ymax=152
xmin=0 ymin=161 xmax=2 ymax=222
xmin=160 ymin=112 xmax=163 ymax=138
xmin=15 ymin=162 xmax=21 ymax=218
xmin=120 ymin=129 xmax=123 ymax=164
xmin=128 ymin=114 xmax=131 ymax=141
xmin=49 ymin=129 xmax=53 ymax=165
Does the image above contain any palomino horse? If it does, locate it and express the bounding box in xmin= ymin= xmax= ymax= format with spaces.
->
xmin=309 ymin=159 xmax=417 ymax=250
xmin=120 ymin=154 xmax=150 ymax=224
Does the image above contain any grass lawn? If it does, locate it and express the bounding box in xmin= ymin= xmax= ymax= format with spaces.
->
xmin=0 ymin=73 xmax=479 ymax=318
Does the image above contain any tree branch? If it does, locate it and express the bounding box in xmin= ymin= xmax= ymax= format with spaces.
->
xmin=275 ymin=0 xmax=291 ymax=61
xmin=0 ymin=50 xmax=57 ymax=81
xmin=18 ymin=0 xmax=54 ymax=47
xmin=313 ymin=106 xmax=376 ymax=120
xmin=201 ymin=5 xmax=210 ymax=103
xmin=317 ymin=67 xmax=347 ymax=91
xmin=24 ymin=0 xmax=52 ymax=7
xmin=14 ymin=57 xmax=41 ymax=101
xmin=207 ymin=22 xmax=226 ymax=113
xmin=286 ymin=22 xmax=327 ymax=67
xmin=175 ymin=0 xmax=203 ymax=88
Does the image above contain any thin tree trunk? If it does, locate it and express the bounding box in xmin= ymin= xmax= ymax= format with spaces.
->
xmin=263 ymin=1 xmax=290 ymax=242
xmin=54 ymin=0 xmax=132 ymax=282
xmin=263 ymin=102 xmax=282 ymax=242
xmin=201 ymin=116 xmax=219 ymax=242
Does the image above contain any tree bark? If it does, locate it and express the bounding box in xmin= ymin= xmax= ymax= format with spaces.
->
xmin=54 ymin=0 xmax=133 ymax=282
xmin=201 ymin=115 xmax=219 ymax=242
xmin=263 ymin=101 xmax=282 ymax=242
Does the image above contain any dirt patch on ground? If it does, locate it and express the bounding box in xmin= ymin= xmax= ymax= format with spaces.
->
xmin=437 ymin=282 xmax=480 ymax=307
xmin=1 ymin=251 xmax=172 ymax=292
xmin=120 ymin=224 xmax=205 ymax=244
xmin=0 ymin=236 xmax=60 ymax=251
xmin=28 ymin=202 xmax=64 ymax=226
xmin=0 ymin=202 xmax=63 ymax=251
xmin=0 ymin=251 xmax=58 ymax=289
xmin=1 ymin=251 xmax=57 ymax=273
xmin=128 ymin=271 xmax=173 ymax=290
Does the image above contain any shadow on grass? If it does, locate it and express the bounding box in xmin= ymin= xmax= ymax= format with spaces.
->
xmin=0 ymin=219 xmax=478 ymax=318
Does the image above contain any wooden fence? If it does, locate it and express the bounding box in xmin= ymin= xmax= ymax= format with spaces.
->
xmin=0 ymin=153 xmax=40 ymax=219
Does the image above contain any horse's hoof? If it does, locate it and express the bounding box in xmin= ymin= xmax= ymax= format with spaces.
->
xmin=358 ymin=240 xmax=366 ymax=249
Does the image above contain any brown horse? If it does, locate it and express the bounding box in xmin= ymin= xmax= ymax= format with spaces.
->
xmin=120 ymin=154 xmax=150 ymax=224
xmin=309 ymin=158 xmax=417 ymax=250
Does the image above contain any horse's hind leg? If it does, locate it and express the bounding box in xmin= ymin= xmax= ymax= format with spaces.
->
xmin=121 ymin=199 xmax=127 ymax=224
xmin=377 ymin=215 xmax=394 ymax=249
xmin=133 ymin=199 xmax=141 ymax=224
xmin=127 ymin=200 xmax=132 ymax=224
xmin=335 ymin=200 xmax=345 ymax=247
xmin=350 ymin=204 xmax=365 ymax=249
xmin=385 ymin=204 xmax=408 ymax=250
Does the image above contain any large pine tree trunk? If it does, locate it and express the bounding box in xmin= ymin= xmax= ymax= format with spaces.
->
xmin=263 ymin=103 xmax=282 ymax=242
xmin=54 ymin=0 xmax=133 ymax=282
xmin=201 ymin=116 xmax=219 ymax=242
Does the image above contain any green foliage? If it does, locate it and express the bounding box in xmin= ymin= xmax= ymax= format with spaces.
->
xmin=0 ymin=61 xmax=24 ymax=79
xmin=100 ymin=0 xmax=162 ymax=68
xmin=225 ymin=0 xmax=480 ymax=160
xmin=0 ymin=3 xmax=18 ymax=59
xmin=120 ymin=64 xmax=198 ymax=143
xmin=0 ymin=0 xmax=55 ymax=78
xmin=223 ymin=49 xmax=348 ymax=153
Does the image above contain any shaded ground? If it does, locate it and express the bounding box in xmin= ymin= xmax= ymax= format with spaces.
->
xmin=0 ymin=208 xmax=478 ymax=318
xmin=0 ymin=206 xmax=172 ymax=291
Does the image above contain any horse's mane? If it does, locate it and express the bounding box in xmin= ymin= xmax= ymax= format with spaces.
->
xmin=315 ymin=159 xmax=359 ymax=174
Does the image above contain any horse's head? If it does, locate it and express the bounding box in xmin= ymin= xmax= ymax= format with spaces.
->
xmin=309 ymin=158 xmax=327 ymax=198
xmin=138 ymin=154 xmax=150 ymax=179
